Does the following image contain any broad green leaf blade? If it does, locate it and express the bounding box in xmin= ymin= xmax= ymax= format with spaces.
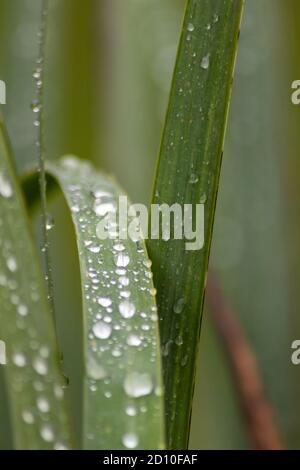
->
xmin=41 ymin=156 xmax=165 ymax=450
xmin=147 ymin=0 xmax=243 ymax=449
xmin=0 ymin=118 xmax=72 ymax=449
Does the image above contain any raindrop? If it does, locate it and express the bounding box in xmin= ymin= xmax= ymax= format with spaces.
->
xmin=87 ymin=355 xmax=107 ymax=380
xmin=97 ymin=297 xmax=112 ymax=308
xmin=187 ymin=22 xmax=194 ymax=32
xmin=91 ymin=189 xmax=111 ymax=199
xmin=22 ymin=410 xmax=35 ymax=424
xmin=173 ymin=298 xmax=185 ymax=314
xmin=37 ymin=396 xmax=50 ymax=413
xmin=54 ymin=442 xmax=68 ymax=450
xmin=45 ymin=213 xmax=55 ymax=231
xmin=125 ymin=404 xmax=137 ymax=417
xmin=122 ymin=432 xmax=139 ymax=449
xmin=31 ymin=100 xmax=41 ymax=113
xmin=40 ymin=424 xmax=54 ymax=443
xmin=6 ymin=256 xmax=18 ymax=272
xmin=113 ymin=242 xmax=125 ymax=252
xmin=189 ymin=173 xmax=199 ymax=184
xmin=127 ymin=334 xmax=142 ymax=347
xmin=124 ymin=371 xmax=153 ymax=398
xmin=119 ymin=300 xmax=136 ymax=319
xmin=0 ymin=173 xmax=13 ymax=198
xmin=201 ymin=53 xmax=210 ymax=70
xmin=93 ymin=201 xmax=116 ymax=217
xmin=17 ymin=304 xmax=28 ymax=317
xmin=87 ymin=244 xmax=101 ymax=254
xmin=119 ymin=276 xmax=129 ymax=287
xmin=13 ymin=352 xmax=26 ymax=367
xmin=33 ymin=357 xmax=48 ymax=376
xmin=92 ymin=321 xmax=112 ymax=339
xmin=115 ymin=253 xmax=130 ymax=268
xmin=200 ymin=193 xmax=207 ymax=203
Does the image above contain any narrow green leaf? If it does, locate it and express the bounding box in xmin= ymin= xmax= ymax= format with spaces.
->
xmin=0 ymin=117 xmax=72 ymax=449
xmin=147 ymin=0 xmax=243 ymax=448
xmin=24 ymin=156 xmax=166 ymax=449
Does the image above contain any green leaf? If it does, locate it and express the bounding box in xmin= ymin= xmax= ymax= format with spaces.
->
xmin=0 ymin=117 xmax=72 ymax=449
xmin=147 ymin=0 xmax=244 ymax=449
xmin=24 ymin=156 xmax=165 ymax=450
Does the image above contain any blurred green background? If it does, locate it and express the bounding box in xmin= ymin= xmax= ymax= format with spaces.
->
xmin=0 ymin=0 xmax=300 ymax=449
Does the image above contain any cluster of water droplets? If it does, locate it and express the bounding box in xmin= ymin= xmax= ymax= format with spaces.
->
xmin=56 ymin=155 xmax=164 ymax=449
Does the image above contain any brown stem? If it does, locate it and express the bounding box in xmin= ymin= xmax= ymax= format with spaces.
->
xmin=206 ymin=272 xmax=284 ymax=450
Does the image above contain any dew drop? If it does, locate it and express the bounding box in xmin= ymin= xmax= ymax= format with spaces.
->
xmin=22 ymin=410 xmax=35 ymax=424
xmin=13 ymin=352 xmax=26 ymax=367
xmin=0 ymin=173 xmax=13 ymax=198
xmin=173 ymin=298 xmax=185 ymax=314
xmin=127 ymin=334 xmax=142 ymax=347
xmin=17 ymin=304 xmax=28 ymax=317
xmin=119 ymin=276 xmax=130 ymax=287
xmin=33 ymin=357 xmax=48 ymax=376
xmin=123 ymin=371 xmax=153 ymax=398
xmin=6 ymin=256 xmax=18 ymax=272
xmin=119 ymin=300 xmax=136 ymax=319
xmin=125 ymin=404 xmax=137 ymax=416
xmin=87 ymin=355 xmax=107 ymax=380
xmin=189 ymin=172 xmax=199 ymax=184
xmin=187 ymin=22 xmax=194 ymax=32
xmin=122 ymin=432 xmax=139 ymax=449
xmin=201 ymin=53 xmax=210 ymax=70
xmin=115 ymin=253 xmax=130 ymax=268
xmin=37 ymin=396 xmax=50 ymax=413
xmin=113 ymin=242 xmax=125 ymax=252
xmin=40 ymin=424 xmax=54 ymax=443
xmin=93 ymin=201 xmax=116 ymax=217
xmin=46 ymin=213 xmax=55 ymax=231
xmin=97 ymin=297 xmax=112 ymax=308
xmin=200 ymin=193 xmax=207 ymax=203
xmin=87 ymin=244 xmax=101 ymax=254
xmin=92 ymin=321 xmax=112 ymax=339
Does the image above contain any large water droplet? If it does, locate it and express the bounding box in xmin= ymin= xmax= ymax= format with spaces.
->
xmin=122 ymin=432 xmax=139 ymax=449
xmin=97 ymin=297 xmax=112 ymax=308
xmin=187 ymin=22 xmax=194 ymax=32
xmin=13 ymin=352 xmax=26 ymax=367
xmin=6 ymin=256 xmax=18 ymax=272
xmin=93 ymin=201 xmax=116 ymax=217
xmin=123 ymin=371 xmax=153 ymax=398
xmin=173 ymin=298 xmax=185 ymax=314
xmin=22 ymin=410 xmax=35 ymax=424
xmin=201 ymin=53 xmax=210 ymax=70
xmin=33 ymin=357 xmax=48 ymax=376
xmin=115 ymin=253 xmax=130 ymax=268
xmin=40 ymin=424 xmax=54 ymax=442
xmin=119 ymin=301 xmax=136 ymax=319
xmin=92 ymin=321 xmax=112 ymax=339
xmin=0 ymin=173 xmax=13 ymax=198
xmin=127 ymin=334 xmax=142 ymax=347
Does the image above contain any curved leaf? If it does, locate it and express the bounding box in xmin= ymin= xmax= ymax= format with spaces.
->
xmin=24 ymin=156 xmax=165 ymax=450
xmin=0 ymin=118 xmax=72 ymax=449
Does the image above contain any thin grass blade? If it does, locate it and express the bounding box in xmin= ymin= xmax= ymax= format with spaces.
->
xmin=147 ymin=0 xmax=244 ymax=449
